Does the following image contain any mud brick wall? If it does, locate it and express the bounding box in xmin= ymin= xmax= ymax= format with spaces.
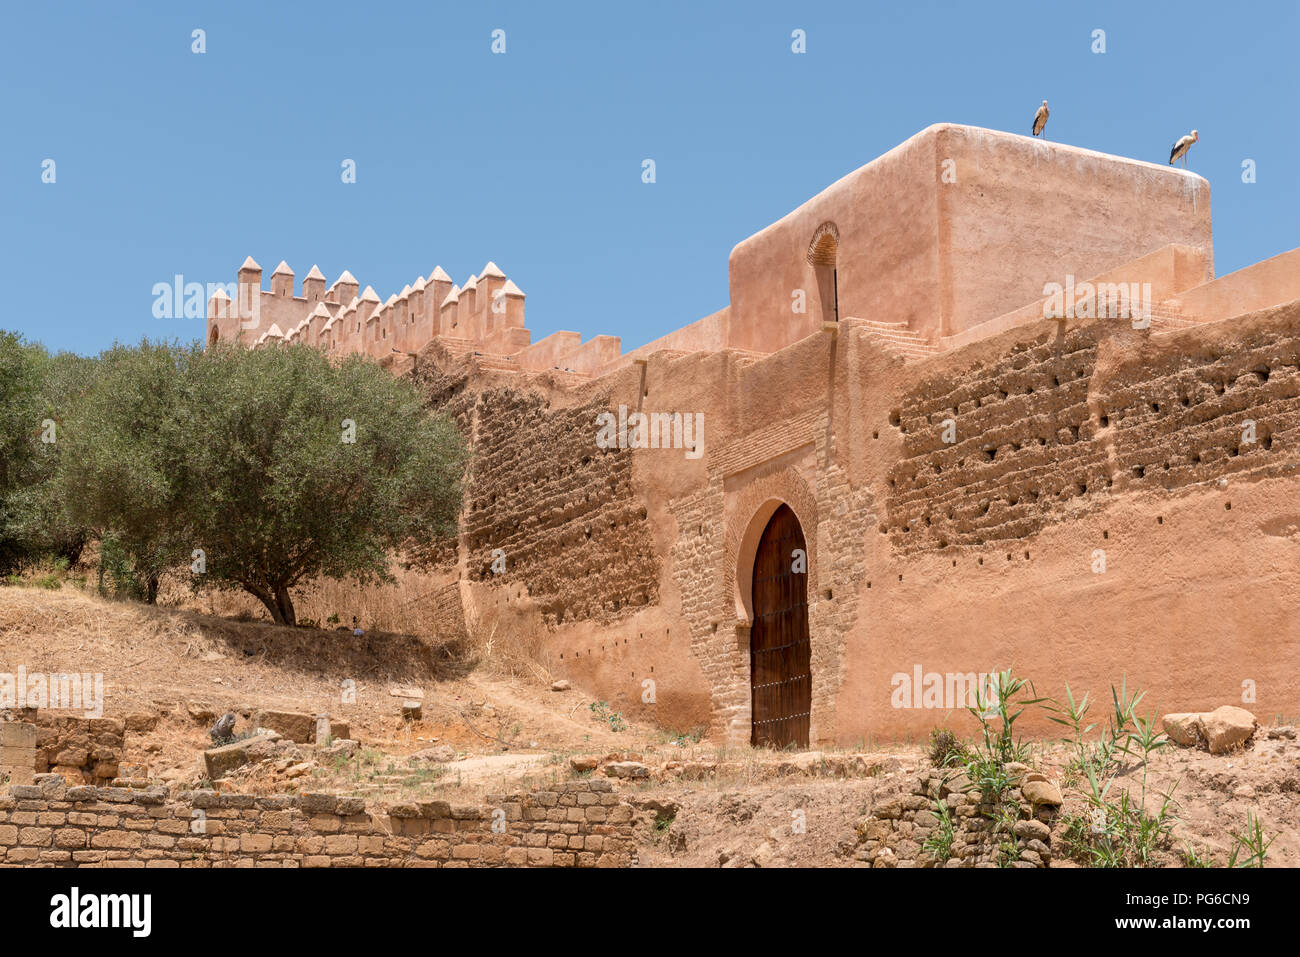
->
xmin=884 ymin=312 xmax=1300 ymax=555
xmin=460 ymin=387 xmax=659 ymax=625
xmin=0 ymin=775 xmax=637 ymax=868
xmin=0 ymin=716 xmax=123 ymax=786
xmin=885 ymin=327 xmax=1105 ymax=553
xmin=425 ymin=580 xmax=468 ymax=641
xmin=1100 ymin=318 xmax=1300 ymax=492
xmin=407 ymin=356 xmax=477 ymax=571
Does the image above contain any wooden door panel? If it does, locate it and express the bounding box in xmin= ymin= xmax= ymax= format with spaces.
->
xmin=750 ymin=504 xmax=811 ymax=748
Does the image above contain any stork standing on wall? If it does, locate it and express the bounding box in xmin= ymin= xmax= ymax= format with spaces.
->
xmin=1169 ymin=129 xmax=1199 ymax=167
xmin=1031 ymin=100 xmax=1049 ymax=138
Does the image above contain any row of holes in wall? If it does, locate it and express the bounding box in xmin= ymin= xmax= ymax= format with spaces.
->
xmin=559 ymin=629 xmax=669 ymax=661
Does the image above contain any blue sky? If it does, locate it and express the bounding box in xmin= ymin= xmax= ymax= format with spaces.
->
xmin=2 ymin=0 xmax=1297 ymax=356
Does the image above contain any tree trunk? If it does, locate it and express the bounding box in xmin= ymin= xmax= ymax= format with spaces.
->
xmin=144 ymin=574 xmax=159 ymax=605
xmin=274 ymin=585 xmax=296 ymax=627
xmin=245 ymin=583 xmax=297 ymax=626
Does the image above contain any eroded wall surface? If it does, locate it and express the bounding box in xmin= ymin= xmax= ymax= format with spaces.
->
xmin=429 ymin=298 xmax=1300 ymax=746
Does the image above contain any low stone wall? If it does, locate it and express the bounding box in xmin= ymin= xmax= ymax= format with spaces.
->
xmin=0 ymin=715 xmax=126 ymax=786
xmin=853 ymin=766 xmax=1060 ymax=868
xmin=0 ymin=775 xmax=638 ymax=868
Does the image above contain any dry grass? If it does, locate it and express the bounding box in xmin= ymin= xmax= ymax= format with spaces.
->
xmin=157 ymin=563 xmax=456 ymax=637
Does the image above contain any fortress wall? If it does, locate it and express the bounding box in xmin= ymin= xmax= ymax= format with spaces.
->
xmin=514 ymin=332 xmax=582 ymax=372
xmin=939 ymin=244 xmax=1211 ymax=352
xmin=442 ymin=301 xmax=1300 ymax=746
xmin=1164 ymin=247 xmax=1300 ymax=322
xmin=840 ymin=300 xmax=1300 ymax=742
xmin=603 ymin=308 xmax=730 ymax=376
xmin=455 ymin=386 xmax=661 ymax=627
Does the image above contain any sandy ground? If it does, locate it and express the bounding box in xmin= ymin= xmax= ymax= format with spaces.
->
xmin=1 ymin=585 xmax=1295 ymax=867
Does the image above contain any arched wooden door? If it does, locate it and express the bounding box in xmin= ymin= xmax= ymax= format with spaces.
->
xmin=750 ymin=504 xmax=811 ymax=748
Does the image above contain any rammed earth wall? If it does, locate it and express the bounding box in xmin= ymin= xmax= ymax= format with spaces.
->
xmin=424 ymin=302 xmax=1300 ymax=746
xmin=0 ymin=775 xmax=637 ymax=868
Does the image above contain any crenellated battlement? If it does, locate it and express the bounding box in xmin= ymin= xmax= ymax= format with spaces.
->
xmin=205 ymin=258 xmax=532 ymax=363
xmin=206 ymin=125 xmax=1300 ymax=387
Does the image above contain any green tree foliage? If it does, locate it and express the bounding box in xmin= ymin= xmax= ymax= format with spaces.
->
xmin=180 ymin=343 xmax=466 ymax=624
xmin=54 ymin=339 xmax=465 ymax=623
xmin=7 ymin=349 xmax=104 ymax=567
xmin=58 ymin=341 xmax=202 ymax=602
xmin=0 ymin=333 xmax=58 ymax=572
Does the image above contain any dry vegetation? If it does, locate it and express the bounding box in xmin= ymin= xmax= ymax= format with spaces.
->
xmin=1 ymin=581 xmax=1296 ymax=867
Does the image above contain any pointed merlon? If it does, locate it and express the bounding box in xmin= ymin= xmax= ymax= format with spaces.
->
xmin=429 ymin=265 xmax=452 ymax=283
xmin=384 ymin=294 xmax=398 ymax=307
xmin=305 ymin=264 xmax=326 ymax=282
xmin=240 ymin=256 xmax=262 ymax=272
xmin=360 ymin=285 xmax=381 ymax=303
xmin=265 ymin=323 xmax=285 ymax=338
xmin=479 ymin=261 xmax=506 ymax=279
xmin=442 ymin=284 xmax=461 ymax=306
xmin=462 ymin=273 xmax=478 ymax=291
xmin=310 ymin=303 xmax=331 ymax=318
xmin=502 ymin=279 xmax=525 ymax=297
xmin=209 ymin=288 xmax=231 ymax=302
xmin=400 ymin=284 xmax=412 ymax=299
xmin=272 ymin=260 xmax=294 ymax=276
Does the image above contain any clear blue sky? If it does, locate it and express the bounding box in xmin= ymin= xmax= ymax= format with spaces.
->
xmin=2 ymin=0 xmax=1297 ymax=356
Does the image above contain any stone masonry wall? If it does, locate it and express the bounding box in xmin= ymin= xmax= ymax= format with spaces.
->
xmin=885 ymin=326 xmax=1105 ymax=553
xmin=0 ymin=775 xmax=637 ymax=868
xmin=460 ymin=386 xmax=660 ymax=625
xmin=885 ymin=308 xmax=1300 ymax=554
xmin=0 ymin=714 xmax=127 ymax=787
xmin=853 ymin=766 xmax=1059 ymax=868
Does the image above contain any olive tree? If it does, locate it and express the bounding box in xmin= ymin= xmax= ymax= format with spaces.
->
xmin=179 ymin=343 xmax=466 ymax=624
xmin=57 ymin=341 xmax=201 ymax=600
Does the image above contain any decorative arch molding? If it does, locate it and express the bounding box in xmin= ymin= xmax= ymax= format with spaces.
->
xmin=724 ymin=467 xmax=819 ymax=624
xmin=806 ymin=221 xmax=840 ymax=266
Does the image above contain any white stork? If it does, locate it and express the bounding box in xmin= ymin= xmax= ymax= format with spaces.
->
xmin=1169 ymin=129 xmax=1198 ymax=167
xmin=1031 ymin=100 xmax=1049 ymax=138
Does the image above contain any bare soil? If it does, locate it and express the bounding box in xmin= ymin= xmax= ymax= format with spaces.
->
xmin=1 ymin=585 xmax=1295 ymax=867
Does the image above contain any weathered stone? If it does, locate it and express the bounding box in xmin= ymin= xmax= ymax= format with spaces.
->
xmin=1162 ymin=712 xmax=1205 ymax=747
xmin=1013 ymin=818 xmax=1051 ymax=842
xmin=1201 ymin=706 xmax=1257 ymax=754
xmin=252 ymin=710 xmax=314 ymax=743
xmin=1021 ymin=780 xmax=1063 ymax=807
xmin=603 ymin=761 xmax=650 ymax=779
xmin=203 ymin=739 xmax=254 ymax=779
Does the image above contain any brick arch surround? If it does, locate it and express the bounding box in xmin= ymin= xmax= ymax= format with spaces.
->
xmin=725 ymin=469 xmax=820 ymax=624
xmin=806 ymin=221 xmax=840 ymax=266
xmin=718 ymin=466 xmax=833 ymax=745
